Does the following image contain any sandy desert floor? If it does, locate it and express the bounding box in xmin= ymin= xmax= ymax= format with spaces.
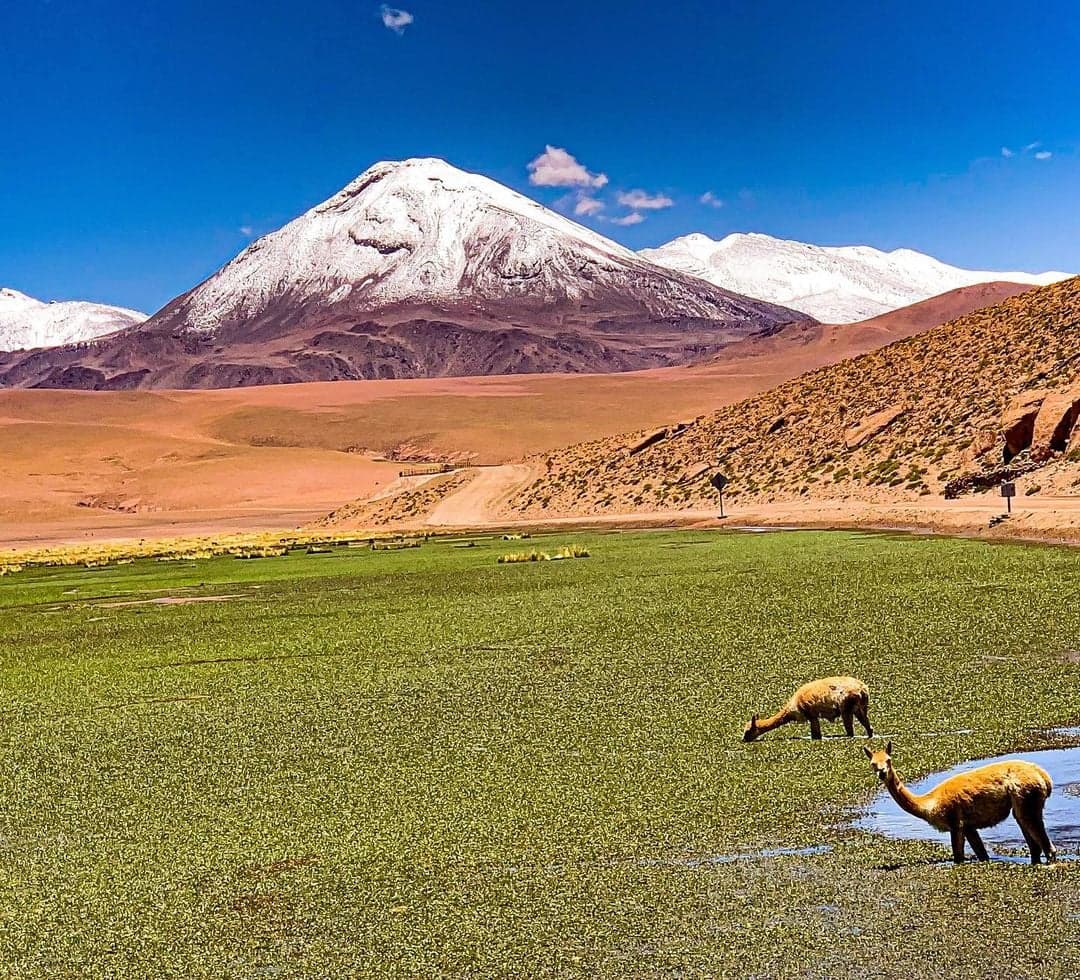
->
xmin=0 ymin=335 xmax=888 ymax=546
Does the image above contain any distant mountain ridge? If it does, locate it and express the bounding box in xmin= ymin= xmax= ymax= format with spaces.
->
xmin=639 ymin=232 xmax=1071 ymax=323
xmin=0 ymin=289 xmax=145 ymax=352
xmin=0 ymin=159 xmax=808 ymax=389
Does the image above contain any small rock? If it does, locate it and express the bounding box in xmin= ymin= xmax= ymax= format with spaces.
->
xmin=626 ymin=428 xmax=669 ymax=456
xmin=844 ymin=404 xmax=906 ymax=449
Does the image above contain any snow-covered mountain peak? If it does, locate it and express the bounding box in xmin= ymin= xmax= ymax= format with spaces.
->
xmin=639 ymin=232 xmax=1072 ymax=323
xmin=170 ymin=157 xmax=774 ymax=336
xmin=0 ymin=288 xmax=146 ymax=351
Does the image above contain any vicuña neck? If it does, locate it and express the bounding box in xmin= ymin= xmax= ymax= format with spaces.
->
xmin=885 ymin=772 xmax=932 ymax=821
xmin=756 ymin=710 xmax=792 ymax=735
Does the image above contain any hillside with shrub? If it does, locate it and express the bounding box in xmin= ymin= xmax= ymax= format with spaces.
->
xmin=509 ymin=278 xmax=1080 ymax=516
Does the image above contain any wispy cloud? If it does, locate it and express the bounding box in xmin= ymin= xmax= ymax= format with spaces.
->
xmin=616 ymin=189 xmax=673 ymax=210
xmin=574 ymin=196 xmax=604 ymax=216
xmin=239 ymin=225 xmax=254 ymax=237
xmin=380 ymin=5 xmax=414 ymax=34
xmin=610 ymin=212 xmax=644 ymax=226
xmin=699 ymin=191 xmax=725 ymax=208
xmin=1000 ymin=140 xmax=1055 ymax=162
xmin=527 ymin=146 xmax=608 ymax=188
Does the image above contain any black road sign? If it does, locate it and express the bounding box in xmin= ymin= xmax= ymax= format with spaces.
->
xmin=1001 ymin=481 xmax=1016 ymax=514
xmin=710 ymin=472 xmax=729 ymax=518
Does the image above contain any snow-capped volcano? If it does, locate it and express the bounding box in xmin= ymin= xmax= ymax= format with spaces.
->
xmin=639 ymin=233 xmax=1071 ymax=323
xmin=162 ymin=158 xmax=802 ymax=335
xmin=0 ymin=159 xmax=808 ymax=389
xmin=0 ymin=288 xmax=145 ymax=351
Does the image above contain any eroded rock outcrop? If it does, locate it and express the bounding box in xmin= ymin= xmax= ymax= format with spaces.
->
xmin=844 ymin=404 xmax=906 ymax=449
xmin=1031 ymin=384 xmax=1080 ymax=460
xmin=1000 ymin=389 xmax=1047 ymax=461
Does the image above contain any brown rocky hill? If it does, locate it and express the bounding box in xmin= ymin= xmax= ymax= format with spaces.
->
xmin=508 ymin=277 xmax=1080 ymax=517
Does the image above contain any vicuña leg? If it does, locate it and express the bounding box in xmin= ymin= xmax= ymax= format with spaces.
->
xmin=841 ymin=704 xmax=855 ymax=737
xmin=1021 ymin=793 xmax=1057 ymax=863
xmin=1012 ymin=797 xmax=1044 ymax=864
xmin=949 ymin=822 xmax=966 ymax=863
xmin=855 ymin=705 xmax=873 ymax=736
xmin=963 ymin=826 xmax=990 ymax=862
xmin=809 ymin=716 xmax=822 ymax=740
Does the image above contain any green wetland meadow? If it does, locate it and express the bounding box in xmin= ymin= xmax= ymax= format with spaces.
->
xmin=1 ymin=529 xmax=1078 ymax=978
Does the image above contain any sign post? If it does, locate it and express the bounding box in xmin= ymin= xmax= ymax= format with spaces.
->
xmin=1001 ymin=481 xmax=1015 ymax=514
xmin=710 ymin=472 xmax=730 ymax=519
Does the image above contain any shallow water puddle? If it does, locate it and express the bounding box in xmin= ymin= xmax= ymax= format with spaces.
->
xmin=731 ymin=526 xmax=805 ymax=533
xmin=857 ymin=730 xmax=1080 ymax=859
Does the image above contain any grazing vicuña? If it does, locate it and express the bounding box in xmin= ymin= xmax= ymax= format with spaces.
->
xmin=743 ymin=676 xmax=872 ymax=742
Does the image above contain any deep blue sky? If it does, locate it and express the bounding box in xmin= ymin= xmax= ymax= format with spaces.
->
xmin=4 ymin=0 xmax=1078 ymax=313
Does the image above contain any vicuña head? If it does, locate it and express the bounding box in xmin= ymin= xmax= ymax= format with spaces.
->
xmin=743 ymin=676 xmax=872 ymax=742
xmin=864 ymin=742 xmax=1057 ymax=864
xmin=866 ymin=742 xmax=894 ymax=782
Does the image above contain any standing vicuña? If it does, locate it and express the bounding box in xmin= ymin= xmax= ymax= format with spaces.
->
xmin=865 ymin=742 xmax=1056 ymax=864
xmin=743 ymin=676 xmax=872 ymax=742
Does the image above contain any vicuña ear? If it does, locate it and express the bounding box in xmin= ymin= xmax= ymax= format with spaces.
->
xmin=862 ymin=746 xmax=873 ymax=759
xmin=751 ymin=713 xmax=759 ymax=723
xmin=885 ymin=740 xmax=893 ymax=756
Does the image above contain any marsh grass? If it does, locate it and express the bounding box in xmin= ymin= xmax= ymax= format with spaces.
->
xmin=498 ymin=548 xmax=549 ymax=562
xmin=498 ymin=544 xmax=590 ymax=563
xmin=0 ymin=530 xmax=1078 ymax=977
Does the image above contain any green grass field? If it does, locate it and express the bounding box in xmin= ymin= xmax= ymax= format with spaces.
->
xmin=1 ymin=530 xmax=1078 ymax=978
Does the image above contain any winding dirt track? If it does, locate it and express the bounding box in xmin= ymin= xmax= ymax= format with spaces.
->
xmin=426 ymin=464 xmax=537 ymax=526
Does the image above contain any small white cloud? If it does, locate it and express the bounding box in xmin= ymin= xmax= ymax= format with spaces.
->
xmin=1001 ymin=146 xmax=1014 ymax=158
xmin=527 ymin=146 xmax=608 ymax=188
xmin=239 ymin=225 xmax=254 ymax=236
xmin=1034 ymin=150 xmax=1052 ymax=160
xmin=574 ymin=196 xmax=604 ymax=216
xmin=610 ymin=212 xmax=644 ymax=226
xmin=1024 ymin=141 xmax=1042 ymax=152
xmin=380 ymin=5 xmax=413 ymax=34
xmin=616 ymin=189 xmax=673 ymax=210
xmin=699 ymin=191 xmax=725 ymax=208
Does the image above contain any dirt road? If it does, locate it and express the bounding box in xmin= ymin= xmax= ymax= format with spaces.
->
xmin=426 ymin=464 xmax=537 ymax=526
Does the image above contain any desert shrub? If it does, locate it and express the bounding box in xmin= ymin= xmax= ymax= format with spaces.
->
xmin=234 ymin=546 xmax=289 ymax=559
xmin=498 ymin=544 xmax=589 ymax=564
xmin=371 ymin=539 xmax=421 ymax=552
xmin=498 ymin=550 xmax=548 ymax=564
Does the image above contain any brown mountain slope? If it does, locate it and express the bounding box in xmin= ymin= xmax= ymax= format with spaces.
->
xmin=706 ymin=280 xmax=1035 ymax=361
xmin=507 ymin=278 xmax=1080 ymax=518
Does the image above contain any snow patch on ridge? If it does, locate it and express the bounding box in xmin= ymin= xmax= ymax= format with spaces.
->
xmin=640 ymin=232 xmax=1072 ymax=323
xmin=0 ymin=288 xmax=146 ymax=351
